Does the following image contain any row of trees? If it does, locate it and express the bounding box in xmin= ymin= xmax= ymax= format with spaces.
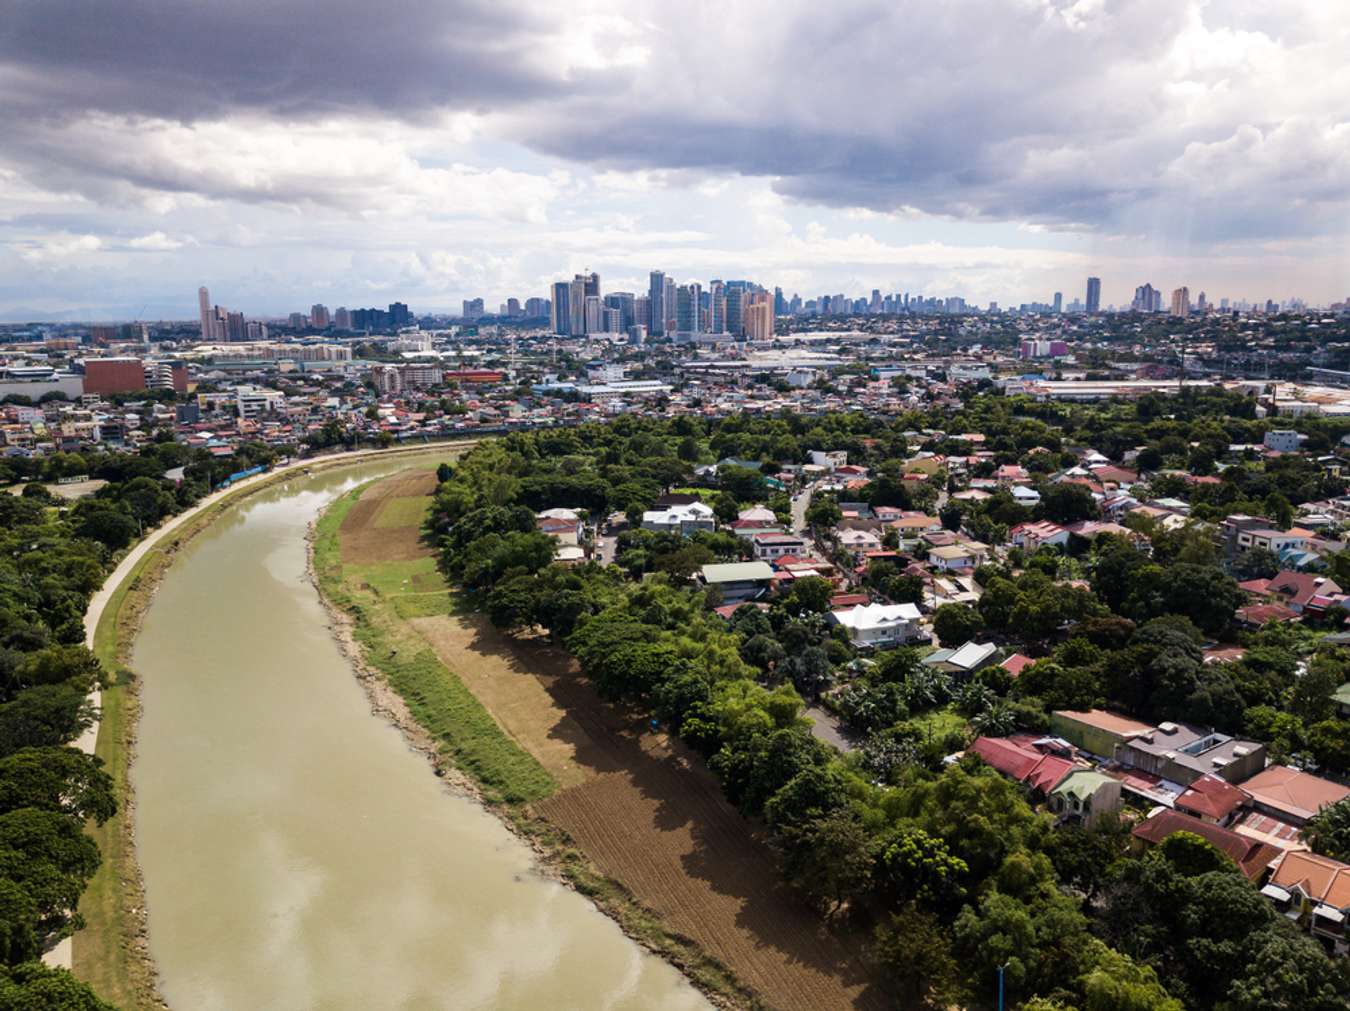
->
xmin=430 ymin=421 xmax=1350 ymax=1008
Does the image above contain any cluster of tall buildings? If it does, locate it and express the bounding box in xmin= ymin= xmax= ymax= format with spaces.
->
xmin=542 ymin=271 xmax=776 ymax=340
xmin=197 ymin=287 xmax=411 ymax=338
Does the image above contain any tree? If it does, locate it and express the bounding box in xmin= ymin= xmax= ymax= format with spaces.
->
xmin=1158 ymin=831 xmax=1235 ymax=877
xmin=1233 ymin=547 xmax=1280 ymax=581
xmin=1306 ymin=719 xmax=1350 ymax=773
xmin=873 ymin=905 xmax=964 ymax=1009
xmin=1304 ymin=797 xmax=1350 ymax=861
xmin=1041 ymin=482 xmax=1098 ymax=524
xmin=0 ymin=686 xmax=96 ymax=756
xmin=0 ymin=963 xmax=116 ymax=1009
xmin=933 ymin=603 xmax=982 ymax=646
xmin=1225 ymin=927 xmax=1350 ymax=1011
xmin=805 ymin=497 xmax=842 ymax=528
xmin=876 ymin=824 xmax=968 ymax=909
xmin=777 ymin=811 xmax=874 ymax=915
xmin=0 ymin=749 xmax=115 ymax=824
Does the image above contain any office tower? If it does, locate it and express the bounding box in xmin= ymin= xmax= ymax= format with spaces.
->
xmin=1220 ymin=298 xmax=1230 ymax=311
xmin=676 ymin=285 xmax=698 ymax=333
xmin=506 ymin=297 xmax=522 ymax=318
xmin=388 ymin=302 xmax=411 ymax=328
xmin=288 ymin=312 xmax=307 ymax=328
xmin=584 ymin=295 xmax=604 ymax=333
xmin=774 ymin=286 xmax=786 ymax=316
xmin=225 ymin=311 xmax=246 ymax=341
xmin=725 ymin=287 xmax=745 ymax=335
xmin=334 ymin=307 xmax=352 ymax=329
xmin=1195 ymin=291 xmax=1207 ymax=312
xmin=647 ymin=271 xmax=665 ymax=335
xmin=708 ymin=281 xmax=726 ymax=333
xmin=662 ymin=277 xmax=676 ymax=334
xmin=525 ymin=297 xmax=548 ymax=318
xmin=603 ymin=292 xmax=635 ymax=331
xmin=1132 ymin=284 xmax=1159 ymax=312
xmin=1052 ymin=292 xmax=1063 ymax=313
xmin=581 ymin=272 xmax=600 ymax=299
xmin=1170 ymin=286 xmax=1190 ymax=316
xmin=550 ymin=281 xmax=571 ymax=334
xmin=604 ymin=308 xmax=621 ymax=333
xmin=461 ymin=298 xmax=485 ymax=321
xmin=310 ymin=304 xmax=330 ymax=328
xmin=744 ymin=301 xmax=773 ymax=341
xmin=1085 ymin=277 xmax=1102 ymax=313
xmin=245 ymin=321 xmax=269 ymax=340
xmin=197 ymin=286 xmax=216 ymax=340
xmin=870 ymin=289 xmax=882 ymax=313
xmin=569 ymin=276 xmax=587 ymax=335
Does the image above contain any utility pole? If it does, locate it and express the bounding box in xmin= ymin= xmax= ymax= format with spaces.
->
xmin=997 ymin=963 xmax=1008 ymax=1011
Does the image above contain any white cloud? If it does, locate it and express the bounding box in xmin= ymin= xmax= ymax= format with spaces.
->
xmin=126 ymin=231 xmax=187 ymax=251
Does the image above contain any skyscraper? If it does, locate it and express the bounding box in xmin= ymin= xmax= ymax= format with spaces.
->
xmin=662 ymin=277 xmax=676 ymax=335
xmin=676 ymin=285 xmax=700 ymax=333
xmin=725 ymin=287 xmax=745 ymax=336
xmin=197 ymin=286 xmax=217 ymax=341
xmin=334 ymin=307 xmax=352 ymax=329
xmin=584 ymin=295 xmax=604 ymax=333
xmin=744 ymin=301 xmax=773 ymax=341
xmin=310 ymin=303 xmax=330 ymax=328
xmin=709 ymin=280 xmax=726 ymax=333
xmin=1052 ymin=292 xmax=1063 ymax=313
xmin=1170 ymin=287 xmax=1191 ymax=316
xmin=1085 ymin=277 xmax=1102 ymax=314
xmin=569 ymin=276 xmax=587 ymax=335
xmin=582 ymin=272 xmax=600 ymax=299
xmin=647 ymin=271 xmax=665 ymax=336
xmin=550 ymin=281 xmax=571 ymax=334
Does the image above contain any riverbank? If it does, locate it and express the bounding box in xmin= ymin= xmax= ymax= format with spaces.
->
xmin=312 ymin=470 xmax=882 ymax=1010
xmin=69 ymin=442 xmax=476 ymax=1008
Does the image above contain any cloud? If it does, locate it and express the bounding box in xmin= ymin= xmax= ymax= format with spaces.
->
xmin=126 ymin=231 xmax=187 ymax=251
xmin=16 ymin=232 xmax=103 ymax=263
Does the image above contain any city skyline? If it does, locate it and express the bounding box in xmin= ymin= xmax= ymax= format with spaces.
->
xmin=2 ymin=2 xmax=1348 ymax=320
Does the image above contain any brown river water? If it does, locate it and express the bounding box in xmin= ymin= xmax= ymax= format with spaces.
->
xmin=131 ymin=458 xmax=710 ymax=1009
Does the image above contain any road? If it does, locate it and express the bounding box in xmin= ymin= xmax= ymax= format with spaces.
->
xmin=804 ymin=705 xmax=858 ymax=753
xmin=791 ymin=485 xmax=812 ymax=533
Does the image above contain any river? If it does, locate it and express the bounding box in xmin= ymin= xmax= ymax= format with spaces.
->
xmin=130 ymin=457 xmax=710 ymax=1010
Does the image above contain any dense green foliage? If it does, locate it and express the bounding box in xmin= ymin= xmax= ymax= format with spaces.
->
xmin=430 ymin=409 xmax=1350 ymax=1008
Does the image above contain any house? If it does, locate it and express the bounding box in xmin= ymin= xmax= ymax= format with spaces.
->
xmin=1175 ymin=773 xmax=1249 ymax=825
xmin=1240 ymin=765 xmax=1350 ymax=825
xmin=969 ymin=736 xmax=1075 ymax=799
xmin=995 ymin=464 xmax=1029 ymax=484
xmin=1009 ymin=520 xmax=1071 ymax=552
xmin=699 ymin=561 xmax=775 ymax=605
xmin=1010 ymin=485 xmax=1042 ymax=506
xmin=922 ymin=640 xmax=998 ymax=676
xmin=1265 ymin=850 xmax=1350 ymax=950
xmin=536 ymin=514 xmax=583 ymax=545
xmin=1131 ymin=810 xmax=1281 ymax=882
xmin=1050 ymin=769 xmax=1124 ymax=828
xmin=752 ymin=532 xmax=808 ymax=561
xmin=641 ymin=501 xmax=716 ymax=535
xmin=1235 ymin=528 xmax=1312 ymax=554
xmin=737 ymin=505 xmax=778 ymax=524
xmin=1050 ymin=709 xmax=1154 ymax=759
xmin=837 ymin=528 xmax=883 ymax=556
xmin=1235 ymin=602 xmax=1301 ymax=628
xmin=1114 ymin=722 xmax=1266 ymax=787
xmin=928 ymin=543 xmax=979 ymax=571
xmin=1263 ymin=430 xmax=1302 ymax=453
xmin=1001 ymin=653 xmax=1035 ymax=677
xmin=1266 ymin=571 xmax=1343 ymax=612
xmin=829 ymin=602 xmax=925 ymax=649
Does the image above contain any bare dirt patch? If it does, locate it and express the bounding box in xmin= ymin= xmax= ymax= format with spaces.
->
xmin=339 ymin=470 xmax=437 ymax=562
xmin=413 ymin=611 xmax=885 ymax=1011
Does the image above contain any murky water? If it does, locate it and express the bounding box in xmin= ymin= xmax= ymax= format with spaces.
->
xmin=131 ymin=458 xmax=709 ymax=1010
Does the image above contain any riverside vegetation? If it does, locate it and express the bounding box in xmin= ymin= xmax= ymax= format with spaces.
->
xmin=429 ymin=399 xmax=1350 ymax=1011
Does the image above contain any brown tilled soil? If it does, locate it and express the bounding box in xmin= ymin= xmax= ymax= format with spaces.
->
xmin=338 ymin=470 xmax=437 ymax=562
xmin=411 ymin=608 xmax=886 ymax=1011
xmin=349 ymin=469 xmax=885 ymax=1011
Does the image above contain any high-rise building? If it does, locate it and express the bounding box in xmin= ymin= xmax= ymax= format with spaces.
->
xmin=1085 ymin=277 xmax=1102 ymax=314
xmin=197 ymin=286 xmax=215 ymax=341
xmin=647 ymin=271 xmax=665 ymax=336
xmin=744 ymin=301 xmax=773 ymax=341
xmin=388 ymin=302 xmax=412 ymax=328
xmin=603 ymin=292 xmax=636 ymax=331
xmin=1195 ymin=291 xmax=1207 ymax=313
xmin=83 ymin=357 xmax=147 ymax=396
xmin=569 ymin=276 xmax=587 ymax=335
xmin=288 ymin=312 xmax=307 ymax=329
xmin=334 ymin=307 xmax=352 ymax=329
xmin=662 ymin=277 xmax=676 ymax=335
xmin=1052 ymin=292 xmax=1063 ymax=313
xmin=1170 ymin=287 xmax=1190 ymax=316
xmin=462 ymin=298 xmax=485 ymax=320
xmin=676 ymin=285 xmax=699 ymax=333
xmin=774 ymin=286 xmax=786 ymax=316
xmin=310 ymin=304 xmax=330 ymax=328
xmin=1132 ymin=283 xmax=1160 ymax=312
xmin=506 ymin=297 xmax=522 ymax=318
xmin=584 ymin=295 xmax=604 ymax=334
xmin=225 ymin=311 xmax=246 ymax=341
xmin=550 ymin=281 xmax=571 ymax=334
xmin=582 ymin=272 xmax=600 ymax=299
xmin=525 ymin=297 xmax=549 ymax=318
xmin=709 ymin=280 xmax=726 ymax=333
xmin=725 ymin=287 xmax=745 ymax=336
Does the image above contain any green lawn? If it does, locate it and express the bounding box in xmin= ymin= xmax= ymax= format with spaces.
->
xmin=315 ymin=486 xmax=556 ymax=806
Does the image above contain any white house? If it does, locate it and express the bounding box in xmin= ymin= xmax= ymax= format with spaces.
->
xmin=752 ymin=532 xmax=808 ymax=560
xmin=830 ymin=602 xmax=925 ymax=649
xmin=837 ymin=528 xmax=883 ymax=556
xmin=1011 ymin=485 xmax=1041 ymax=506
xmin=700 ymin=561 xmax=775 ymax=604
xmin=641 ymin=501 xmax=716 ymax=535
xmin=1009 ymin=521 xmax=1071 ymax=552
xmin=1263 ymin=431 xmax=1304 ymax=453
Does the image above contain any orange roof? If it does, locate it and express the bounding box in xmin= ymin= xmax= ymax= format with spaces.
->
xmin=1271 ymin=850 xmax=1350 ymax=908
xmin=1241 ymin=765 xmax=1350 ymax=822
xmin=1054 ymin=709 xmax=1153 ymax=737
xmin=1132 ymin=810 xmax=1280 ymax=881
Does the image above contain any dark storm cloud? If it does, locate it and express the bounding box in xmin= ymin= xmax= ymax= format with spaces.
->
xmin=1 ymin=0 xmax=569 ymax=122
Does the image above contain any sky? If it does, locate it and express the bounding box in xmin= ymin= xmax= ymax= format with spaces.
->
xmin=1 ymin=0 xmax=1348 ymax=321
